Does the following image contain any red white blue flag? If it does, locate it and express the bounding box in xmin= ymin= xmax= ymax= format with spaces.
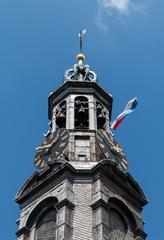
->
xmin=110 ymin=98 xmax=138 ymax=130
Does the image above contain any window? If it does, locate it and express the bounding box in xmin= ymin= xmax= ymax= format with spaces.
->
xmin=108 ymin=209 xmax=127 ymax=240
xmin=26 ymin=198 xmax=58 ymax=240
xmin=107 ymin=198 xmax=136 ymax=240
xmin=96 ymin=102 xmax=107 ymax=129
xmin=35 ymin=208 xmax=56 ymax=240
xmin=56 ymin=101 xmax=66 ymax=128
xmin=74 ymin=96 xmax=89 ymax=129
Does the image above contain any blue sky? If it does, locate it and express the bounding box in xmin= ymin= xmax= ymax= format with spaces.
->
xmin=0 ymin=0 xmax=163 ymax=239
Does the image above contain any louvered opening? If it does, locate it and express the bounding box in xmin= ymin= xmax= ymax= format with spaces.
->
xmin=35 ymin=208 xmax=56 ymax=240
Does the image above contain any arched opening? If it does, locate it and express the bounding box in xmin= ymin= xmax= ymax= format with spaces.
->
xmin=74 ymin=96 xmax=89 ymax=129
xmin=107 ymin=198 xmax=137 ymax=239
xmin=56 ymin=101 xmax=66 ymax=128
xmin=96 ymin=102 xmax=107 ymax=129
xmin=108 ymin=208 xmax=128 ymax=240
xmin=26 ymin=197 xmax=58 ymax=240
xmin=35 ymin=207 xmax=56 ymax=240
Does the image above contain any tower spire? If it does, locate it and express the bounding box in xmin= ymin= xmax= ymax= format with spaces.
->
xmin=15 ymin=33 xmax=148 ymax=240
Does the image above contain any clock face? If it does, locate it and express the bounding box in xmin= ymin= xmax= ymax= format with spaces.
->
xmin=96 ymin=130 xmax=128 ymax=172
xmin=34 ymin=129 xmax=69 ymax=169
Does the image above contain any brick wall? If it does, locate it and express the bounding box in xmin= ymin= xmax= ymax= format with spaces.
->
xmin=73 ymin=183 xmax=93 ymax=240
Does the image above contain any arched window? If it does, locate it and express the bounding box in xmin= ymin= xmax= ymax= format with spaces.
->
xmin=108 ymin=208 xmax=127 ymax=240
xmin=107 ymin=198 xmax=136 ymax=240
xmin=96 ymin=102 xmax=107 ymax=129
xmin=55 ymin=101 xmax=67 ymax=128
xmin=74 ymin=96 xmax=89 ymax=129
xmin=35 ymin=207 xmax=57 ymax=240
xmin=26 ymin=197 xmax=58 ymax=240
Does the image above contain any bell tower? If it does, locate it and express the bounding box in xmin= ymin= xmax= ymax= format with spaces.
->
xmin=15 ymin=44 xmax=148 ymax=240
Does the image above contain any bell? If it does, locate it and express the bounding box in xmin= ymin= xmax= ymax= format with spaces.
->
xmin=97 ymin=113 xmax=106 ymax=128
xmin=56 ymin=112 xmax=66 ymax=128
xmin=77 ymin=105 xmax=87 ymax=119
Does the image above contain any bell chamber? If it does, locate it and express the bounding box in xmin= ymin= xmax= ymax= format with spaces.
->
xmin=74 ymin=96 xmax=89 ymax=129
xmin=55 ymin=101 xmax=66 ymax=129
xmin=96 ymin=101 xmax=107 ymax=129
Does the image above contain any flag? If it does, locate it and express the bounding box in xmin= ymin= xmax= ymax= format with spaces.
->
xmin=110 ymin=98 xmax=138 ymax=130
xmin=78 ymin=29 xmax=87 ymax=38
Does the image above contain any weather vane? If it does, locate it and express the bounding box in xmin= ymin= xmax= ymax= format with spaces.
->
xmin=78 ymin=29 xmax=87 ymax=53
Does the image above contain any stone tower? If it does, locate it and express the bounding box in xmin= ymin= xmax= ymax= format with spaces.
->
xmin=15 ymin=51 xmax=148 ymax=240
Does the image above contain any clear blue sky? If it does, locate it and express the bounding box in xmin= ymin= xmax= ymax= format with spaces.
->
xmin=0 ymin=0 xmax=163 ymax=239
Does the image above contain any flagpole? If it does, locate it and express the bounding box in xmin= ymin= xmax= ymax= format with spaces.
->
xmin=80 ymin=30 xmax=82 ymax=53
xmin=78 ymin=29 xmax=86 ymax=54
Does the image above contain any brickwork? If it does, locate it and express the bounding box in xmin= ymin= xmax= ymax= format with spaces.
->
xmin=73 ymin=183 xmax=93 ymax=240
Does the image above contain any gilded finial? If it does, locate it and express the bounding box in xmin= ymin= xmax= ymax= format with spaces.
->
xmin=76 ymin=53 xmax=85 ymax=62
